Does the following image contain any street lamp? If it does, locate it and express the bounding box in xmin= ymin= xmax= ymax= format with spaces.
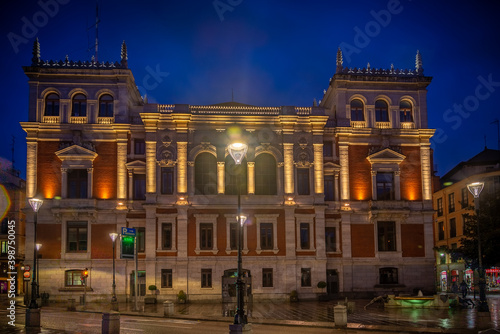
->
xmin=36 ymin=243 xmax=42 ymax=301
xmin=227 ymin=141 xmax=249 ymax=326
xmin=28 ymin=198 xmax=43 ymax=309
xmin=109 ymin=232 xmax=119 ymax=311
xmin=467 ymin=181 xmax=489 ymax=312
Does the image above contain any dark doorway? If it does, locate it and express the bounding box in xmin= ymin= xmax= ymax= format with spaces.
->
xmin=327 ymin=269 xmax=339 ymax=296
xmin=130 ymin=270 xmax=146 ymax=297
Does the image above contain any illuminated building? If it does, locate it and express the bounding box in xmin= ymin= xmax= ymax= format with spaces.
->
xmin=20 ymin=41 xmax=436 ymax=302
xmin=433 ymin=148 xmax=500 ymax=292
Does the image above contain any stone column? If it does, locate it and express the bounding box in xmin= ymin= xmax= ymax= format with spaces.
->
xmin=247 ymin=161 xmax=255 ymax=195
xmin=146 ymin=139 xmax=156 ymax=193
xmin=283 ymin=143 xmax=294 ymax=195
xmin=371 ymin=170 xmax=377 ymax=200
xmin=26 ymin=141 xmax=37 ymax=198
xmin=394 ymin=170 xmax=401 ymax=200
xmin=61 ymin=168 xmax=68 ymax=199
xmin=128 ymin=171 xmax=133 ymax=200
xmin=117 ymin=139 xmax=128 ymax=200
xmin=339 ymin=144 xmax=350 ymax=200
xmin=217 ymin=162 xmax=225 ymax=194
xmin=87 ymin=168 xmax=93 ymax=198
xmin=313 ymin=143 xmax=324 ymax=194
xmin=177 ymin=142 xmax=188 ymax=194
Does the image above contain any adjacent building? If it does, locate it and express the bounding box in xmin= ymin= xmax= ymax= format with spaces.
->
xmin=21 ymin=41 xmax=436 ymax=303
xmin=433 ymin=148 xmax=500 ymax=292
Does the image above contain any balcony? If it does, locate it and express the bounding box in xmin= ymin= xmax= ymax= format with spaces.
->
xmin=70 ymin=116 xmax=87 ymax=124
xmin=97 ymin=117 xmax=114 ymax=124
xmin=350 ymin=121 xmax=366 ymax=128
xmin=42 ymin=116 xmax=60 ymax=123
xmin=401 ymin=122 xmax=415 ymax=129
xmin=375 ymin=122 xmax=391 ymax=129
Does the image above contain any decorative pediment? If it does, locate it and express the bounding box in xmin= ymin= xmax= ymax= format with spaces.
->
xmin=324 ymin=162 xmax=341 ymax=174
xmin=366 ymin=148 xmax=405 ymax=165
xmin=126 ymin=160 xmax=146 ymax=171
xmin=55 ymin=145 xmax=98 ymax=162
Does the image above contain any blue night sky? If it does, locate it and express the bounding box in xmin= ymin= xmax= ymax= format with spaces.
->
xmin=1 ymin=0 xmax=499 ymax=179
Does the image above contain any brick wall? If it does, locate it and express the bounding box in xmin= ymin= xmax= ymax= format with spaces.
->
xmin=37 ymin=224 xmax=61 ymax=259
xmin=400 ymin=146 xmax=422 ymax=201
xmin=93 ymin=142 xmax=117 ymax=199
xmin=351 ymin=224 xmax=375 ymax=257
xmin=349 ymin=145 xmax=371 ymax=200
xmin=91 ymin=224 xmax=115 ymax=259
xmin=37 ymin=142 xmax=61 ymax=198
xmin=401 ymin=224 xmax=425 ymax=257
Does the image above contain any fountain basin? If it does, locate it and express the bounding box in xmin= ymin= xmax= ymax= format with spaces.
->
xmin=385 ymin=295 xmax=449 ymax=309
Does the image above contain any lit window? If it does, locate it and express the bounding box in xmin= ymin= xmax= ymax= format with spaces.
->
xmin=350 ymin=99 xmax=364 ymax=121
xmin=65 ymin=270 xmax=85 ymax=286
xmin=377 ymin=221 xmax=396 ymax=252
xmin=45 ymin=93 xmax=60 ymax=116
xmin=195 ymin=153 xmax=217 ymax=195
xmin=161 ymin=269 xmax=172 ymax=288
xmin=67 ymin=221 xmax=88 ymax=252
xmin=201 ymin=269 xmax=212 ymax=288
xmin=437 ymin=198 xmax=443 ymax=216
xmin=375 ymin=100 xmax=389 ymax=122
xmin=71 ymin=94 xmax=87 ymax=117
xmin=448 ymin=193 xmax=455 ymax=213
xmin=379 ymin=267 xmax=398 ymax=284
xmin=255 ymin=153 xmax=277 ymax=195
xmin=262 ymin=268 xmax=273 ymax=288
xmin=98 ymin=94 xmax=114 ymax=117
xmin=399 ymin=101 xmax=412 ymax=122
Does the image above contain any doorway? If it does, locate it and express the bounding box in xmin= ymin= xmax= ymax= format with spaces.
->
xmin=326 ymin=269 xmax=339 ymax=296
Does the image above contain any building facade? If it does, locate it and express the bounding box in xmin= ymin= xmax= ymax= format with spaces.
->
xmin=433 ymin=148 xmax=500 ymax=292
xmin=21 ymin=41 xmax=436 ymax=303
xmin=0 ymin=158 xmax=26 ymax=295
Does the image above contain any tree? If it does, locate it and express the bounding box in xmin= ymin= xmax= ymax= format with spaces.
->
xmin=459 ymin=191 xmax=500 ymax=269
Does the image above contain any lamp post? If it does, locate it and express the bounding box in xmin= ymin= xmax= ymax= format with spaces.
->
xmin=227 ymin=142 xmax=248 ymax=326
xmin=109 ymin=232 xmax=119 ymax=311
xmin=467 ymin=181 xmax=489 ymax=312
xmin=36 ymin=243 xmax=42 ymax=301
xmin=28 ymin=198 xmax=43 ymax=309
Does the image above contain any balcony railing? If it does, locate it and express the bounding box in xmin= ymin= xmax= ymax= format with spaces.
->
xmin=70 ymin=116 xmax=87 ymax=124
xmin=42 ymin=116 xmax=60 ymax=123
xmin=350 ymin=121 xmax=366 ymax=128
xmin=375 ymin=121 xmax=391 ymax=129
xmin=401 ymin=122 xmax=415 ymax=129
xmin=97 ymin=117 xmax=114 ymax=124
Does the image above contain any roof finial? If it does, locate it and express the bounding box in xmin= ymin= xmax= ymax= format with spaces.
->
xmin=415 ymin=50 xmax=423 ymax=75
xmin=32 ymin=38 xmax=40 ymax=66
xmin=313 ymin=98 xmax=317 ymax=107
xmin=336 ymin=47 xmax=343 ymax=72
xmin=121 ymin=40 xmax=128 ymax=68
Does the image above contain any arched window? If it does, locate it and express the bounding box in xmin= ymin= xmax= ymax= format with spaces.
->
xmin=255 ymin=153 xmax=277 ymax=195
xmin=350 ymin=99 xmax=364 ymax=121
xmin=400 ymin=101 xmax=413 ymax=122
xmin=195 ymin=153 xmax=217 ymax=195
xmin=98 ymin=94 xmax=114 ymax=117
xmin=375 ymin=100 xmax=389 ymax=122
xmin=225 ymin=155 xmax=247 ymax=195
xmin=45 ymin=93 xmax=60 ymax=116
xmin=72 ymin=93 xmax=87 ymax=117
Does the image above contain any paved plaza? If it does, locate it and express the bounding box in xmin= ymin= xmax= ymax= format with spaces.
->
xmin=0 ymin=293 xmax=499 ymax=333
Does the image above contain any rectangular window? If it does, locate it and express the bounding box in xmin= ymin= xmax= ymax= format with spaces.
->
xmin=325 ymin=227 xmax=336 ymax=252
xmin=201 ymin=269 xmax=212 ymax=288
xmin=161 ymin=167 xmax=174 ymax=194
xmin=200 ymin=223 xmax=213 ymax=250
xmin=299 ymin=223 xmax=310 ymax=249
xmin=297 ymin=168 xmax=310 ymax=195
xmin=448 ymin=193 xmax=455 ymax=213
xmin=301 ymin=268 xmax=311 ymax=287
xmin=260 ymin=223 xmax=273 ymax=250
xmin=68 ymin=169 xmax=88 ymax=199
xmin=437 ymin=198 xmax=443 ymax=217
xmin=323 ymin=141 xmax=333 ymax=157
xmin=376 ymin=172 xmax=394 ymax=200
xmin=377 ymin=221 xmax=396 ymax=252
xmin=438 ymin=221 xmax=444 ymax=240
xmin=1 ymin=240 xmax=7 ymax=256
xmin=162 ymin=223 xmax=172 ymax=250
xmin=67 ymin=221 xmax=87 ymax=252
xmin=461 ymin=188 xmax=468 ymax=208
xmin=161 ymin=269 xmax=173 ymax=288
xmin=65 ymin=270 xmax=84 ymax=286
xmin=450 ymin=218 xmax=456 ymax=238
xmin=379 ymin=267 xmax=398 ymax=284
xmin=134 ymin=138 xmax=145 ymax=155
xmin=133 ymin=174 xmax=146 ymax=200
xmin=262 ymin=268 xmax=273 ymax=288
xmin=229 ymin=223 xmax=237 ymax=250
xmin=324 ymin=174 xmax=334 ymax=201
xmin=451 ymin=243 xmax=459 ymax=263
xmin=462 ymin=215 xmax=468 ymax=234
xmin=137 ymin=227 xmax=145 ymax=253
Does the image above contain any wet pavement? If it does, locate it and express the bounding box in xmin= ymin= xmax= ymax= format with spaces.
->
xmin=1 ymin=293 xmax=499 ymax=333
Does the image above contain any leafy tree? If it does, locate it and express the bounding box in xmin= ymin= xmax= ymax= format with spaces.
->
xmin=459 ymin=191 xmax=500 ymax=269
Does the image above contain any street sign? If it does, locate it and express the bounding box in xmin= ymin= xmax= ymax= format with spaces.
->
xmin=23 ymin=271 xmax=30 ymax=278
xmin=122 ymin=227 xmax=136 ymax=236
xmin=24 ymin=265 xmax=31 ymax=271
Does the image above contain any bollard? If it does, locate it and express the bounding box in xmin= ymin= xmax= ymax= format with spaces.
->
xmin=102 ymin=312 xmax=120 ymax=334
xmin=67 ymin=298 xmax=76 ymax=311
xmin=334 ymin=304 xmax=347 ymax=327
xmin=163 ymin=301 xmax=174 ymax=317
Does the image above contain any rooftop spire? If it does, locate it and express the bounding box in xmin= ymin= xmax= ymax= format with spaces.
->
xmin=415 ymin=50 xmax=423 ymax=75
xmin=121 ymin=40 xmax=128 ymax=68
xmin=336 ymin=47 xmax=343 ymax=72
xmin=32 ymin=38 xmax=40 ymax=66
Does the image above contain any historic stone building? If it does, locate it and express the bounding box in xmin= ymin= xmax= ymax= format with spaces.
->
xmin=21 ymin=41 xmax=436 ymax=303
